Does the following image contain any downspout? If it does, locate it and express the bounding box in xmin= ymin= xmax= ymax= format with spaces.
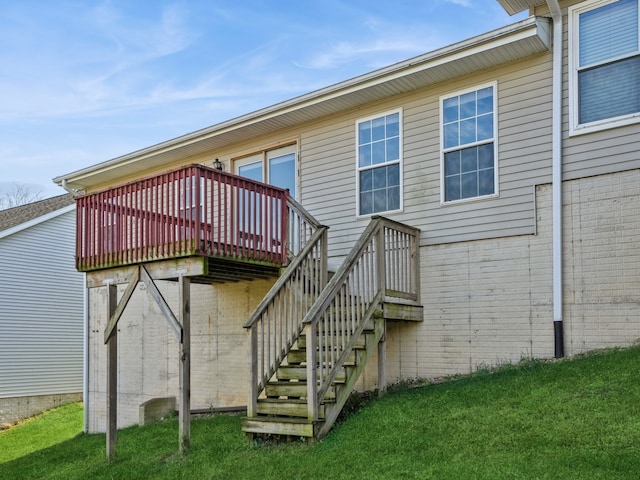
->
xmin=62 ymin=177 xmax=88 ymax=428
xmin=61 ymin=179 xmax=82 ymax=198
xmin=547 ymin=0 xmax=564 ymax=358
xmin=83 ymin=274 xmax=89 ymax=433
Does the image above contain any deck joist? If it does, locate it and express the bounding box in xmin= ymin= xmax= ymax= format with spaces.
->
xmin=85 ymin=254 xmax=281 ymax=287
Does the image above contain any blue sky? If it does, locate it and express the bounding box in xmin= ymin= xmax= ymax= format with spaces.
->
xmin=0 ymin=0 xmax=526 ymax=200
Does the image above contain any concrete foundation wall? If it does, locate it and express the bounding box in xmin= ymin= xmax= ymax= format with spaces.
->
xmin=0 ymin=393 xmax=82 ymax=426
xmin=86 ymin=277 xmax=273 ymax=433
xmin=384 ymin=169 xmax=640 ymax=384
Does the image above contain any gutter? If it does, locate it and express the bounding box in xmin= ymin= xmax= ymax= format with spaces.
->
xmin=547 ymin=0 xmax=564 ymax=358
xmin=61 ymin=179 xmax=83 ymax=197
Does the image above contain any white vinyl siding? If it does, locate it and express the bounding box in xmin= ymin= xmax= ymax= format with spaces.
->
xmin=569 ymin=0 xmax=640 ymax=135
xmin=0 ymin=209 xmax=84 ymax=398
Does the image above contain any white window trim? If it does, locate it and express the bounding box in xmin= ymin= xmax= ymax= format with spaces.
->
xmin=569 ymin=0 xmax=640 ymax=136
xmin=439 ymin=81 xmax=499 ymax=205
xmin=232 ymin=142 xmax=299 ymax=200
xmin=355 ymin=108 xmax=404 ymax=219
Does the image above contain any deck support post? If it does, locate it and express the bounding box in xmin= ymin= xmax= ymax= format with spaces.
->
xmin=178 ymin=275 xmax=191 ymax=454
xmin=106 ymin=283 xmax=118 ymax=460
xmin=377 ymin=321 xmax=387 ymax=396
xmin=375 ymin=222 xmax=387 ymax=397
xmin=247 ymin=326 xmax=258 ymax=418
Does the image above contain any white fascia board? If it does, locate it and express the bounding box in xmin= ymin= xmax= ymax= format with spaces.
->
xmin=0 ymin=204 xmax=75 ymax=240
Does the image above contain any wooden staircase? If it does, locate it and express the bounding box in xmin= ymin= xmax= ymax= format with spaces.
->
xmin=242 ymin=209 xmax=421 ymax=442
xmin=242 ymin=315 xmax=384 ymax=439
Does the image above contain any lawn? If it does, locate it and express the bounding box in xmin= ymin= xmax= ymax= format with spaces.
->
xmin=1 ymin=346 xmax=639 ymax=479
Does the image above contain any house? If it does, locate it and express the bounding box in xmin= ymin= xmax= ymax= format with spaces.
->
xmin=0 ymin=194 xmax=85 ymax=426
xmin=53 ymin=0 xmax=640 ymax=449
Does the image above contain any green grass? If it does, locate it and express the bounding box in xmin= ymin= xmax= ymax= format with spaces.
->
xmin=0 ymin=401 xmax=83 ymax=464
xmin=2 ymin=346 xmax=640 ymax=479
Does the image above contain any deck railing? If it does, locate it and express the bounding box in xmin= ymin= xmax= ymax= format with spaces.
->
xmin=75 ymin=164 xmax=289 ymax=271
xmin=244 ymin=201 xmax=327 ymax=417
xmin=303 ymin=217 xmax=420 ymax=420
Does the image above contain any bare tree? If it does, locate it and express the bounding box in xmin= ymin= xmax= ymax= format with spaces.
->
xmin=0 ymin=183 xmax=44 ymax=210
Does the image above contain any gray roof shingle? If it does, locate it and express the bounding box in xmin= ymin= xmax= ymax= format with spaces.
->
xmin=0 ymin=194 xmax=75 ymax=233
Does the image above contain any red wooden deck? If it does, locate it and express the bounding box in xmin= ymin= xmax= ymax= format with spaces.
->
xmin=75 ymin=164 xmax=289 ymax=272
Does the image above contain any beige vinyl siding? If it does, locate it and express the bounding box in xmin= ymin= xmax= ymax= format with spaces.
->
xmin=554 ymin=0 xmax=640 ymax=181
xmin=299 ymin=52 xmax=553 ymax=255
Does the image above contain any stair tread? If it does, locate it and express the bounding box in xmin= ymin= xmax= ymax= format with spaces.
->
xmin=243 ymin=415 xmax=315 ymax=425
xmin=258 ymin=397 xmax=335 ymax=404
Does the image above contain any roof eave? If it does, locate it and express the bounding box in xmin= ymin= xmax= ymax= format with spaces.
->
xmin=54 ymin=16 xmax=551 ymax=192
xmin=497 ymin=0 xmax=547 ymax=15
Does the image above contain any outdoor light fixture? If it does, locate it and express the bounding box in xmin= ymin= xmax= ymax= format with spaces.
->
xmin=212 ymin=158 xmax=223 ymax=170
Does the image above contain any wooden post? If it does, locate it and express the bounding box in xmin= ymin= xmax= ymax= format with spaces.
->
xmin=106 ymin=283 xmax=118 ymax=460
xmin=305 ymin=322 xmax=318 ymax=421
xmin=376 ymin=223 xmax=387 ymax=398
xmin=378 ymin=321 xmax=387 ymax=397
xmin=247 ymin=325 xmax=258 ymax=418
xmin=178 ymin=275 xmax=191 ymax=454
xmin=375 ymin=223 xmax=386 ymax=298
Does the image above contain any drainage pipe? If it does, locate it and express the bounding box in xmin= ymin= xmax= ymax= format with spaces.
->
xmin=547 ymin=0 xmax=564 ymax=358
xmin=83 ymin=275 xmax=89 ymax=432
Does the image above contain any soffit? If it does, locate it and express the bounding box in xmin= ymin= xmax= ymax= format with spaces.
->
xmin=498 ymin=0 xmax=547 ymax=15
xmin=54 ymin=16 xmax=551 ymax=192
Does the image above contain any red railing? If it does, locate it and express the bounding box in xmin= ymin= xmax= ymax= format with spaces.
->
xmin=75 ymin=164 xmax=289 ymax=271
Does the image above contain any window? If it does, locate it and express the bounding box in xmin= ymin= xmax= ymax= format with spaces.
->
xmin=357 ymin=110 xmax=402 ymax=216
xmin=570 ymin=0 xmax=640 ymax=134
xmin=235 ymin=145 xmax=297 ymax=198
xmin=441 ymin=83 xmax=497 ymax=203
xmin=234 ymin=144 xmax=296 ymax=248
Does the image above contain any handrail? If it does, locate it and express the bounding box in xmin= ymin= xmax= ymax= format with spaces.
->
xmin=243 ymin=226 xmax=328 ymax=330
xmin=244 ymin=200 xmax=328 ymax=417
xmin=284 ymin=196 xmax=324 ymax=259
xmin=302 ymin=216 xmax=419 ymax=419
xmin=286 ymin=196 xmax=323 ymax=230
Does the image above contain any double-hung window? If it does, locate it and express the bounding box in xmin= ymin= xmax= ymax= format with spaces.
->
xmin=441 ymin=83 xmax=497 ymax=203
xmin=570 ymin=0 xmax=640 ymax=134
xmin=357 ymin=110 xmax=402 ymax=216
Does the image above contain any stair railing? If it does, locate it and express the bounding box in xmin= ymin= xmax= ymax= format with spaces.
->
xmin=302 ymin=216 xmax=420 ymax=421
xmin=244 ymin=198 xmax=328 ymax=417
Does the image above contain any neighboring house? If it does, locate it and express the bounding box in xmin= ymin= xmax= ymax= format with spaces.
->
xmin=53 ymin=0 xmax=640 ymax=445
xmin=0 ymin=194 xmax=84 ymax=425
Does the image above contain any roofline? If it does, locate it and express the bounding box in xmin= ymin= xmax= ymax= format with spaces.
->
xmin=497 ymin=0 xmax=546 ymax=16
xmin=0 ymin=204 xmax=75 ymax=240
xmin=54 ymin=16 xmax=548 ymax=189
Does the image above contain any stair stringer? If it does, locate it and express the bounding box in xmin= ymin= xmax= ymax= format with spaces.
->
xmin=315 ymin=311 xmax=385 ymax=440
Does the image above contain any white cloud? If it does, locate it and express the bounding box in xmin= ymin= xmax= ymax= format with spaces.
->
xmin=0 ymin=1 xmax=200 ymax=120
xmin=297 ymin=38 xmax=423 ymax=70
